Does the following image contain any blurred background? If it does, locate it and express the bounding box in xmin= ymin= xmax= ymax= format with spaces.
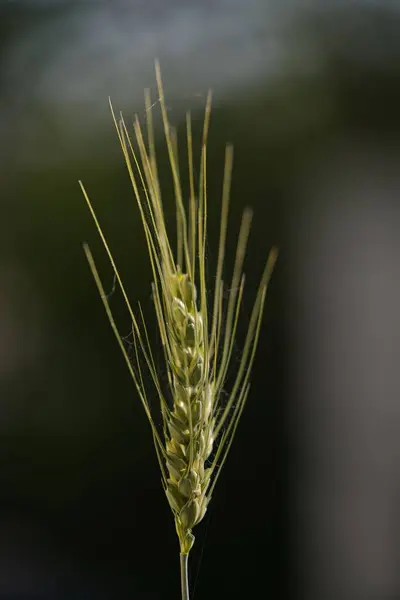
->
xmin=1 ymin=1 xmax=400 ymax=598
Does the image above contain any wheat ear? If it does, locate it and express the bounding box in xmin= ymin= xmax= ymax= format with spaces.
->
xmin=81 ymin=60 xmax=277 ymax=600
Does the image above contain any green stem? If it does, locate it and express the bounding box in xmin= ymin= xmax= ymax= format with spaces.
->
xmin=180 ymin=553 xmax=190 ymax=600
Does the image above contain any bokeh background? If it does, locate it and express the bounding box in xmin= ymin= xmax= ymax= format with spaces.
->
xmin=1 ymin=1 xmax=400 ymax=599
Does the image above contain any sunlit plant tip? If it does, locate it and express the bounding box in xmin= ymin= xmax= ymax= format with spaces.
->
xmin=81 ymin=60 xmax=277 ymax=600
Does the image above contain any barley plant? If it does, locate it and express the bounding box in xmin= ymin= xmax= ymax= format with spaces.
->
xmin=80 ymin=61 xmax=277 ymax=600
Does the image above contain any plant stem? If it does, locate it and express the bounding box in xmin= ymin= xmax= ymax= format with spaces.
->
xmin=180 ymin=553 xmax=190 ymax=600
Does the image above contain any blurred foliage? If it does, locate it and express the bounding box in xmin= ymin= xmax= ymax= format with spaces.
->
xmin=1 ymin=1 xmax=400 ymax=598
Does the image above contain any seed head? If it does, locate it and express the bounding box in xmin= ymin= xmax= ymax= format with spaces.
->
xmin=81 ymin=60 xmax=277 ymax=555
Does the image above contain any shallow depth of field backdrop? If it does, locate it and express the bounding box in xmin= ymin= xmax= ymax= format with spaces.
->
xmin=1 ymin=1 xmax=400 ymax=599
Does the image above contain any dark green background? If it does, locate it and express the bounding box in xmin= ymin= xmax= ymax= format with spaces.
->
xmin=1 ymin=2 xmax=400 ymax=598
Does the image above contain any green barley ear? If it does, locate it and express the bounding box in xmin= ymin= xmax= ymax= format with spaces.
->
xmin=81 ymin=60 xmax=277 ymax=600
